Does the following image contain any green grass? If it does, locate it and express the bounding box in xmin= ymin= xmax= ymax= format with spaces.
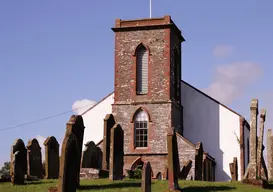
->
xmin=0 ymin=179 xmax=272 ymax=192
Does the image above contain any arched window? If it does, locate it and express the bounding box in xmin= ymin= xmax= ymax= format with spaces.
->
xmin=134 ymin=110 xmax=148 ymax=147
xmin=136 ymin=45 xmax=148 ymax=95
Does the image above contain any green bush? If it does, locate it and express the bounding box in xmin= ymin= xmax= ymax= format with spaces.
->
xmin=126 ymin=165 xmax=142 ymax=179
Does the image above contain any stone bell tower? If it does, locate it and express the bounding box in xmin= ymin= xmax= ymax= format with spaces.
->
xmin=111 ymin=15 xmax=185 ymax=174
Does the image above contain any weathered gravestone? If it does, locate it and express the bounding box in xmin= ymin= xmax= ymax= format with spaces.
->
xmin=103 ymin=114 xmax=116 ymax=170
xmin=10 ymin=139 xmax=27 ymax=185
xmin=167 ymin=128 xmax=180 ymax=190
xmin=97 ymin=147 xmax=103 ymax=169
xmin=180 ymin=160 xmax=192 ymax=180
xmin=229 ymin=157 xmax=238 ymax=181
xmin=267 ymin=129 xmax=273 ymax=181
xmin=248 ymin=99 xmax=259 ymax=179
xmin=26 ymin=138 xmax=43 ymax=179
xmin=141 ymin=161 xmax=152 ymax=192
xmin=257 ymin=109 xmax=266 ymax=178
xmin=82 ymin=141 xmax=98 ymax=168
xmin=66 ymin=115 xmax=85 ymax=187
xmin=109 ymin=124 xmax=124 ymax=180
xmin=195 ymin=142 xmax=203 ymax=180
xmin=58 ymin=116 xmax=82 ymax=192
xmin=44 ymin=136 xmax=60 ymax=179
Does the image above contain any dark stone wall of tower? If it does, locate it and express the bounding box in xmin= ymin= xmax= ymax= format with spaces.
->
xmin=170 ymin=30 xmax=183 ymax=134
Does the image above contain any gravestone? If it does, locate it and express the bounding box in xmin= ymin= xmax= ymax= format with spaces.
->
xmin=257 ymin=109 xmax=266 ymax=178
xmin=97 ymin=147 xmax=103 ymax=169
xmin=109 ymin=124 xmax=124 ymax=180
xmin=195 ymin=142 xmax=203 ymax=180
xmin=229 ymin=157 xmax=238 ymax=181
xmin=82 ymin=141 xmax=98 ymax=168
xmin=10 ymin=139 xmax=27 ymax=185
xmin=167 ymin=128 xmax=180 ymax=190
xmin=58 ymin=131 xmax=79 ymax=192
xmin=26 ymin=138 xmax=43 ymax=178
xmin=103 ymin=114 xmax=116 ymax=170
xmin=203 ymin=158 xmax=209 ymax=181
xmin=44 ymin=136 xmax=60 ymax=179
xmin=180 ymin=160 xmax=192 ymax=180
xmin=141 ymin=161 xmax=152 ymax=192
xmin=248 ymin=99 xmax=259 ymax=179
xmin=67 ymin=115 xmax=85 ymax=187
xmin=267 ymin=129 xmax=273 ymax=181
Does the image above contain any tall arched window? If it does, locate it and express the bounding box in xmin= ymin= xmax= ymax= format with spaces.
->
xmin=136 ymin=45 xmax=148 ymax=95
xmin=134 ymin=110 xmax=148 ymax=147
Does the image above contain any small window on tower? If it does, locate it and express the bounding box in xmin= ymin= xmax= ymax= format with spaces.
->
xmin=134 ymin=109 xmax=149 ymax=148
xmin=136 ymin=45 xmax=148 ymax=95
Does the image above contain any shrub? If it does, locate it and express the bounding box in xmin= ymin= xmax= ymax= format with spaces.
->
xmin=126 ymin=165 xmax=142 ymax=179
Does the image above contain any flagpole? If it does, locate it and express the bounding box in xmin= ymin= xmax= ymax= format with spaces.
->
xmin=150 ymin=0 xmax=152 ymax=18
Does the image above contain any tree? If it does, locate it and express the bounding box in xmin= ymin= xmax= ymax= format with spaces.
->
xmin=0 ymin=161 xmax=10 ymax=178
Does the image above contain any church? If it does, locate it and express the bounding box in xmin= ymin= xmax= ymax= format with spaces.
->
xmin=80 ymin=15 xmax=250 ymax=181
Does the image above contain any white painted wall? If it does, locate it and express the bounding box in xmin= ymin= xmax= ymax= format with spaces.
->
xmin=81 ymin=81 xmax=250 ymax=181
xmin=181 ymin=81 xmax=244 ymax=181
xmin=81 ymin=93 xmax=114 ymax=148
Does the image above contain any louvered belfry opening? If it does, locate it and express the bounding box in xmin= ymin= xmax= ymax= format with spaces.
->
xmin=136 ymin=45 xmax=148 ymax=95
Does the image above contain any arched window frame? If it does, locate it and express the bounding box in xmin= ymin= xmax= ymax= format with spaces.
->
xmin=134 ymin=44 xmax=150 ymax=95
xmin=132 ymin=109 xmax=150 ymax=148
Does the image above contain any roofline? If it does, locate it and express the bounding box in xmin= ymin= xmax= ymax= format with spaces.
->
xmin=181 ymin=80 xmax=244 ymax=118
xmin=80 ymin=92 xmax=114 ymax=116
xmin=176 ymin=132 xmax=195 ymax=148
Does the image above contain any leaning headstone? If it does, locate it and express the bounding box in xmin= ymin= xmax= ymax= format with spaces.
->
xmin=167 ymin=127 xmax=180 ymax=190
xmin=257 ymin=109 xmax=266 ymax=178
xmin=103 ymin=114 xmax=116 ymax=170
xmin=195 ymin=142 xmax=203 ymax=180
xmin=267 ymin=129 xmax=273 ymax=181
xmin=10 ymin=139 xmax=27 ymax=185
xmin=248 ymin=99 xmax=259 ymax=179
xmin=44 ymin=136 xmax=60 ymax=179
xmin=67 ymin=115 xmax=85 ymax=187
xmin=58 ymin=117 xmax=81 ymax=192
xmin=141 ymin=161 xmax=152 ymax=192
xmin=26 ymin=138 xmax=43 ymax=179
xmin=109 ymin=124 xmax=124 ymax=180
xmin=179 ymin=160 xmax=192 ymax=180
xmin=82 ymin=141 xmax=98 ymax=168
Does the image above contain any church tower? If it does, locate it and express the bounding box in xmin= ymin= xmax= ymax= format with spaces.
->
xmin=111 ymin=16 xmax=185 ymax=173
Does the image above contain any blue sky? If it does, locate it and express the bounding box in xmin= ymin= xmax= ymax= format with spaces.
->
xmin=1 ymin=0 xmax=273 ymax=166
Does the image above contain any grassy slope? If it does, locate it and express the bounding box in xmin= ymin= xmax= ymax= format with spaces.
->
xmin=0 ymin=179 xmax=272 ymax=192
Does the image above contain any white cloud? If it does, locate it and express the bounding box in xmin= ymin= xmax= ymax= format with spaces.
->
xmin=212 ymin=45 xmax=234 ymax=58
xmin=202 ymin=62 xmax=263 ymax=105
xmin=36 ymin=135 xmax=46 ymax=162
xmin=72 ymin=99 xmax=97 ymax=115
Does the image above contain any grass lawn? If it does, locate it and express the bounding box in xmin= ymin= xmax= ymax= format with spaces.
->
xmin=0 ymin=179 xmax=272 ymax=192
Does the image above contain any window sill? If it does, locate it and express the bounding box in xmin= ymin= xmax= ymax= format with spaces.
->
xmin=136 ymin=93 xmax=148 ymax=95
xmin=134 ymin=147 xmax=148 ymax=150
